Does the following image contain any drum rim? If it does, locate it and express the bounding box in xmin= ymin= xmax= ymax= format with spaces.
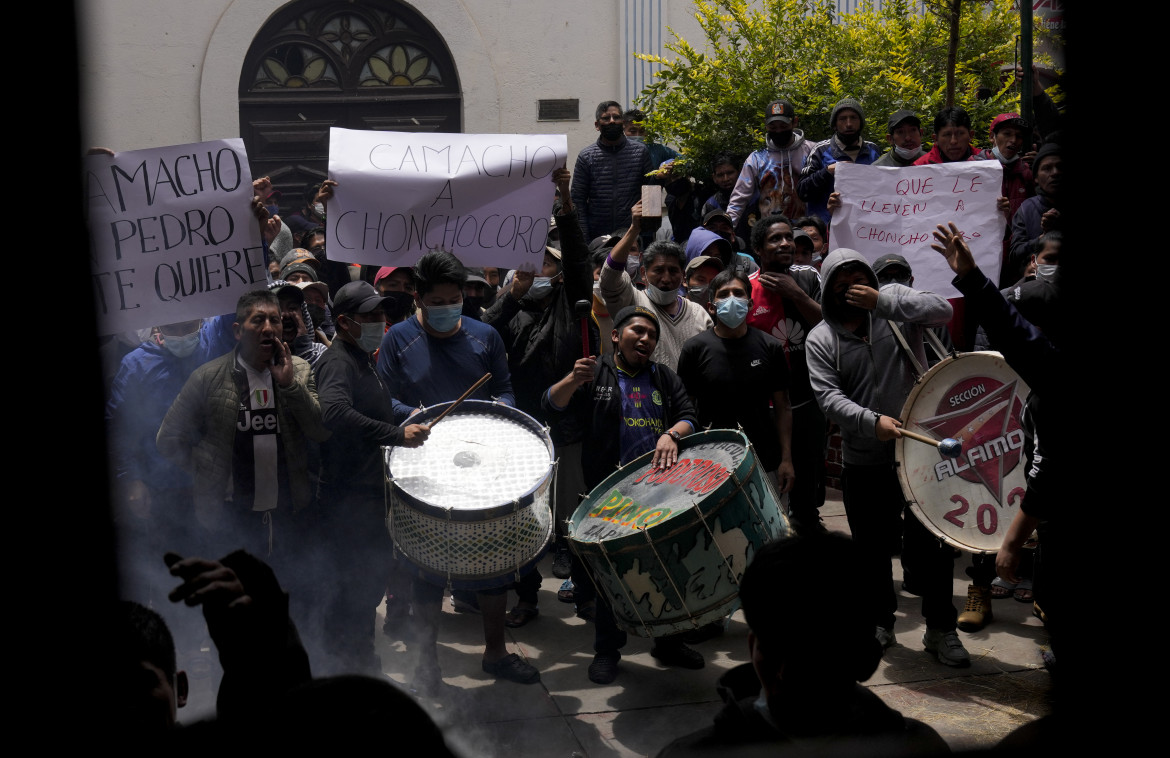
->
xmin=384 ymin=400 xmax=555 ymax=520
xmin=896 ymin=351 xmax=1031 ymax=555
xmin=566 ymin=428 xmax=757 ymax=549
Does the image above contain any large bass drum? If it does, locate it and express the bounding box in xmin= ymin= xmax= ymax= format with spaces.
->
xmin=384 ymin=400 xmax=555 ymax=590
xmin=567 ymin=429 xmax=790 ymax=638
xmin=896 ymin=352 xmax=1032 ymax=554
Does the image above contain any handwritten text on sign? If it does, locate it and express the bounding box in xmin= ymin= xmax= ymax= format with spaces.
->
xmin=85 ymin=139 xmax=264 ymax=336
xmin=326 ymin=128 xmax=568 ymax=270
xmin=833 ymin=161 xmax=1005 ymax=299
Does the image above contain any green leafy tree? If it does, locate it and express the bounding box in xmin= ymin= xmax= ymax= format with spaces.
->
xmin=635 ymin=0 xmax=1045 ymax=178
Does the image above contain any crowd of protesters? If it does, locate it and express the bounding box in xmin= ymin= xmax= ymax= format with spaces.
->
xmin=106 ymin=79 xmax=1064 ymax=753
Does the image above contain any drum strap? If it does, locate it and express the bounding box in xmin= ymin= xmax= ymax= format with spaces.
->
xmin=885 ymin=320 xmax=926 ymax=380
xmin=923 ymin=328 xmax=951 ymax=364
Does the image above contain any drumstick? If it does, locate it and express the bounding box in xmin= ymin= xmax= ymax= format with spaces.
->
xmin=899 ymin=428 xmax=963 ymax=458
xmin=424 ymin=372 xmax=492 ymax=428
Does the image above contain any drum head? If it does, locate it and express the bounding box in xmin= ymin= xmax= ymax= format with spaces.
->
xmin=897 ymin=352 xmax=1032 ymax=554
xmin=386 ymin=400 xmax=554 ymax=517
xmin=569 ymin=429 xmax=752 ymax=544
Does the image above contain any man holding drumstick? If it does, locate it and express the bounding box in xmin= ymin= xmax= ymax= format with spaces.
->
xmin=544 ymin=304 xmax=701 ymax=684
xmin=376 ymin=250 xmax=538 ymax=687
xmin=806 ymin=249 xmax=967 ymax=667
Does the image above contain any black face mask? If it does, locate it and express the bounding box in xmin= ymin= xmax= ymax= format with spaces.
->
xmin=462 ymin=297 xmax=485 ymax=318
xmin=837 ymin=130 xmax=860 ymax=146
xmin=382 ymin=291 xmax=414 ymax=323
xmin=767 ymin=130 xmax=794 ymax=148
xmin=306 ymin=304 xmax=328 ymax=328
xmin=600 ymin=124 xmax=624 ymax=141
xmin=687 ymin=285 xmax=710 ymax=305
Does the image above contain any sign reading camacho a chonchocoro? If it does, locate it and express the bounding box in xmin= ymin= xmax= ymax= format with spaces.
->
xmin=896 ymin=352 xmax=1032 ymax=554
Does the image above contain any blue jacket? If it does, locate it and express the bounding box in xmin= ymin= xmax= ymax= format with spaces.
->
xmin=797 ymin=135 xmax=882 ymax=224
xmin=105 ymin=316 xmax=235 ymax=492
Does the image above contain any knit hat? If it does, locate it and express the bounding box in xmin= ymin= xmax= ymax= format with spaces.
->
xmin=830 ymin=98 xmax=865 ymax=132
xmin=1032 ymin=141 xmax=1061 ymax=173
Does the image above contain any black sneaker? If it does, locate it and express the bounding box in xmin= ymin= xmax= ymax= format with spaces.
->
xmin=588 ymin=652 xmax=620 ymax=684
xmin=552 ymin=549 xmax=573 ymax=579
xmin=482 ymin=653 xmax=540 ymax=684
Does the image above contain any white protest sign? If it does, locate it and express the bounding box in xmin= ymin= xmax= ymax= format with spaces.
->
xmin=326 ymin=128 xmax=568 ymax=270
xmin=832 ymin=161 xmax=1005 ymax=299
xmin=85 ymin=139 xmax=265 ymax=336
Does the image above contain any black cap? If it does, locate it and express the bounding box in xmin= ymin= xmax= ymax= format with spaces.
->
xmin=612 ymin=304 xmax=660 ymax=333
xmin=887 ymin=110 xmax=920 ymax=133
xmin=702 ymin=208 xmax=734 ymax=227
xmin=793 ymin=229 xmax=814 ymax=249
xmin=765 ymin=99 xmax=795 ymax=125
xmin=267 ymin=279 xmax=305 ymax=304
xmin=333 ymin=280 xmax=390 ymax=316
xmin=873 ymin=253 xmax=911 ymax=276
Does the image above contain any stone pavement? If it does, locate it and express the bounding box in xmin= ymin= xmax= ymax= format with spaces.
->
xmin=179 ymin=488 xmax=1052 ymax=755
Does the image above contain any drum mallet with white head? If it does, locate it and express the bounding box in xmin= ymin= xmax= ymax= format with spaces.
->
xmin=899 ymin=428 xmax=963 ymax=458
xmin=575 ymin=300 xmax=592 ymax=359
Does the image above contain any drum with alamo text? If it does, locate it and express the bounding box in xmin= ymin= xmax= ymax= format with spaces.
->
xmin=896 ymin=351 xmax=1032 ymax=554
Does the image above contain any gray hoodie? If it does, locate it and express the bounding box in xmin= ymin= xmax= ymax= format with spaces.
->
xmin=806 ymin=249 xmax=952 ymax=465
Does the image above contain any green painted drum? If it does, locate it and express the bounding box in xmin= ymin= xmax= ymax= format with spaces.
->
xmin=567 ymin=429 xmax=790 ymax=638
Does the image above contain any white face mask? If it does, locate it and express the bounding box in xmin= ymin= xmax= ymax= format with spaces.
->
xmin=992 ymin=145 xmax=1019 ymax=165
xmin=162 ymin=331 xmax=201 ymax=358
xmin=355 ymin=320 xmax=384 ymax=352
xmin=894 ymin=145 xmax=923 ymax=160
xmin=645 ymin=283 xmax=678 ymax=306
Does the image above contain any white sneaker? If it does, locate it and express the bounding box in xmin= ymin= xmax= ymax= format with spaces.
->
xmin=923 ymin=629 xmax=970 ymax=667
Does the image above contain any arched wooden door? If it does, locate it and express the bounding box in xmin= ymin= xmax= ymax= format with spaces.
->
xmin=239 ymin=0 xmax=462 ymax=215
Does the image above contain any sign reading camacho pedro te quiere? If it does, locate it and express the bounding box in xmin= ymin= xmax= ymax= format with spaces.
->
xmin=85 ymin=139 xmax=265 ymax=336
xmin=326 ymin=128 xmax=568 ymax=270
xmin=833 ymin=161 xmax=1005 ymax=299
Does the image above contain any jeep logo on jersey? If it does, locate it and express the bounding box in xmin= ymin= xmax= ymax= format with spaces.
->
xmin=237 ymin=407 xmax=279 ymax=434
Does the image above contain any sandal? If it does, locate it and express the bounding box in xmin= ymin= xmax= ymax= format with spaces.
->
xmin=990 ymin=576 xmax=1017 ymax=599
xmin=1013 ymin=578 xmax=1034 ymax=603
xmin=557 ymin=579 xmax=576 ymax=603
xmin=504 ymin=606 xmax=539 ymax=628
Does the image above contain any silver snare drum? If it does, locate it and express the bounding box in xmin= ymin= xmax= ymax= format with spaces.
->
xmin=384 ymin=400 xmax=555 ymax=590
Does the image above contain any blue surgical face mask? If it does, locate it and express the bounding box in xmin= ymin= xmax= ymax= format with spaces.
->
xmin=715 ymin=296 xmax=750 ymax=329
xmin=528 ymin=276 xmax=556 ymax=300
xmin=163 ymin=331 xmax=201 ymax=358
xmin=424 ymin=301 xmax=463 ymax=332
xmin=356 ymin=321 xmax=384 ymax=352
